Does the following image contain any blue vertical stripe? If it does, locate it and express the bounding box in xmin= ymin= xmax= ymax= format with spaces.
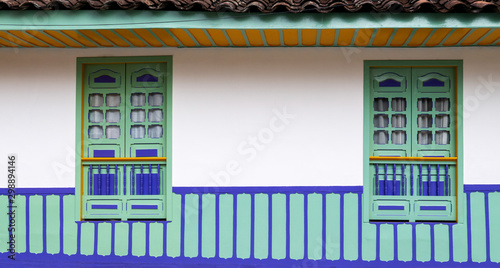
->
xmin=321 ymin=193 xmax=326 ymax=260
xmin=285 ymin=193 xmax=290 ymax=259
xmin=145 ymin=222 xmax=150 ymax=256
xmin=339 ymin=193 xmax=344 ymax=260
xmin=304 ymin=193 xmax=308 ymax=259
xmin=250 ymin=193 xmax=255 ymax=259
xmin=42 ymin=195 xmax=47 ymax=254
xmin=128 ymin=222 xmax=132 ymax=256
xmin=215 ymin=194 xmax=220 ymax=258
xmin=430 ymin=224 xmax=435 ymax=261
xmin=484 ymin=193 xmax=491 ymax=262
xmin=198 ymin=193 xmax=202 ymax=257
xmin=59 ymin=195 xmax=63 ymax=254
xmin=180 ymin=194 xmax=185 ymax=257
xmin=375 ymin=223 xmax=380 ymax=261
xmin=233 ymin=193 xmax=237 ymax=259
xmin=467 ymin=192 xmax=472 ymax=262
xmin=110 ymin=222 xmax=115 ymax=255
xmin=268 ymin=193 xmax=272 ymax=259
xmin=412 ymin=224 xmax=417 ymax=261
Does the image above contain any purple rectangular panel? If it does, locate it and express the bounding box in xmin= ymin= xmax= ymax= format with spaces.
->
xmin=378 ymin=180 xmax=385 ymax=195
xmin=387 ymin=180 xmax=394 ymax=196
xmin=92 ymin=204 xmax=118 ymax=209
xmin=93 ymin=174 xmax=100 ymax=195
xmin=151 ymin=173 xmax=158 ymax=195
xmin=94 ymin=150 xmax=115 ymax=158
xmin=430 ymin=181 xmax=437 ymax=196
xmin=94 ymin=174 xmax=115 ymax=195
xmin=136 ymin=149 xmax=157 ymax=157
xmin=438 ymin=181 xmax=445 ymax=196
xmin=378 ymin=205 xmax=405 ymax=210
xmin=423 ymin=181 xmax=428 ymax=196
xmin=420 ymin=206 xmax=446 ymax=211
xmin=394 ymin=180 xmax=401 ymax=196
xmin=136 ymin=174 xmax=143 ymax=195
xmin=131 ymin=205 xmax=158 ymax=210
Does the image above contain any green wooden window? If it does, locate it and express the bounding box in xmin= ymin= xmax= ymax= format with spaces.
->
xmin=364 ymin=61 xmax=463 ymax=223
xmin=76 ymin=57 xmax=173 ymax=221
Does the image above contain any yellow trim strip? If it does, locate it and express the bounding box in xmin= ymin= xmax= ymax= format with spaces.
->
xmin=26 ymin=30 xmax=65 ymax=47
xmin=133 ymin=29 xmax=163 ymax=47
xmin=79 ymin=30 xmax=114 ymax=47
xmin=0 ymin=37 xmax=16 ymax=47
xmin=283 ymin=29 xmax=298 ymax=46
xmin=82 ymin=157 xmax=167 ymax=162
xmin=425 ymin=28 xmax=452 ymax=46
xmin=44 ymin=30 xmax=82 ymax=48
xmin=460 ymin=28 xmax=491 ymax=46
xmin=478 ymin=28 xmax=500 ymax=45
xmin=169 ymin=29 xmax=196 ymax=47
xmin=407 ymin=28 xmax=433 ymax=47
xmin=337 ymin=29 xmax=355 ymax=46
xmin=207 ymin=29 xmax=230 ymax=46
xmin=264 ymin=29 xmax=280 ymax=46
xmin=245 ymin=30 xmax=263 ymax=46
xmin=354 ymin=28 xmax=374 ymax=46
xmin=371 ymin=28 xmax=393 ymax=46
xmin=114 ymin=29 xmax=148 ymax=47
xmin=442 ymin=28 xmax=471 ymax=46
xmin=187 ymin=29 xmax=212 ymax=47
xmin=61 ymin=30 xmax=98 ymax=47
xmin=369 ymin=157 xmax=457 ymax=161
xmin=319 ymin=29 xmax=335 ymax=46
xmin=96 ymin=29 xmax=130 ymax=47
xmin=390 ymin=28 xmax=413 ymax=46
xmin=7 ymin=31 xmax=49 ymax=47
xmin=226 ymin=29 xmax=246 ymax=46
xmin=0 ymin=31 xmax=33 ymax=47
xmin=301 ymin=29 xmax=317 ymax=46
xmin=150 ymin=29 xmax=179 ymax=47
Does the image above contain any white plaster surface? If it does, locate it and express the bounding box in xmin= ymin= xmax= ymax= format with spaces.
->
xmin=0 ymin=47 xmax=497 ymax=187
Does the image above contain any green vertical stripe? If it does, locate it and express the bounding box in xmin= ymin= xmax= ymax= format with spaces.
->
xmin=132 ymin=222 xmax=146 ymax=256
xmin=272 ymin=194 xmax=286 ymax=260
xmin=15 ymin=195 xmax=26 ymax=253
xmin=237 ymin=194 xmax=251 ymax=259
xmin=166 ymin=193 xmax=181 ymax=257
xmin=325 ymin=193 xmax=340 ymax=260
xmin=362 ymin=223 xmax=376 ymax=261
xmin=0 ymin=196 xmax=7 ymax=253
xmin=379 ymin=224 xmax=394 ymax=261
xmin=219 ymin=194 xmax=233 ymax=259
xmin=416 ymin=224 xmax=431 ymax=262
xmin=397 ymin=224 xmax=412 ymax=261
xmin=97 ymin=222 xmax=112 ymax=256
xmin=489 ymin=192 xmax=500 ymax=263
xmin=201 ymin=194 xmax=216 ymax=258
xmin=149 ymin=222 xmax=163 ymax=257
xmin=114 ymin=222 xmax=129 ymax=256
xmin=307 ymin=193 xmax=322 ymax=260
xmin=80 ymin=222 xmax=95 ymax=255
xmin=184 ymin=194 xmax=199 ymax=258
xmin=470 ymin=192 xmax=486 ymax=262
xmin=253 ymin=193 xmax=268 ymax=260
xmin=46 ymin=195 xmax=60 ymax=254
xmin=343 ymin=193 xmax=358 ymax=261
xmin=453 ymin=194 xmax=468 ymax=262
xmin=289 ymin=194 xmax=304 ymax=260
xmin=63 ymin=195 xmax=77 ymax=255
xmin=434 ymin=224 xmax=449 ymax=262
xmin=29 ymin=195 xmax=43 ymax=254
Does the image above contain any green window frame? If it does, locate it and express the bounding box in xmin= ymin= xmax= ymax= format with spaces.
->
xmin=363 ymin=60 xmax=464 ymax=223
xmin=75 ymin=56 xmax=173 ymax=221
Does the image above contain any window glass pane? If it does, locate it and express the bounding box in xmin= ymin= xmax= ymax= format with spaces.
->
xmin=131 ymin=109 xmax=146 ymax=123
xmin=89 ymin=110 xmax=103 ymax=123
xmin=417 ymin=98 xmax=432 ymax=112
xmin=89 ymin=94 xmax=103 ymax=107
xmin=418 ymin=131 xmax=432 ymax=145
xmin=149 ymin=125 xmax=163 ymax=139
xmin=436 ymin=131 xmax=450 ymax=145
xmin=106 ymin=126 xmax=120 ymax=139
xmin=149 ymin=109 xmax=163 ymax=122
xmin=106 ymin=110 xmax=120 ymax=123
xmin=374 ymin=114 xmax=388 ymax=128
xmin=391 ymin=98 xmax=406 ymax=111
xmin=106 ymin=94 xmax=121 ymax=107
xmin=89 ymin=126 xmax=103 ymax=139
xmin=131 ymin=125 xmax=145 ymax=139
xmin=391 ymin=131 xmax=406 ymax=144
xmin=149 ymin=93 xmax=163 ymax=106
xmin=131 ymin=93 xmax=146 ymax=107
xmin=436 ymin=115 xmax=450 ymax=128
xmin=417 ymin=115 xmax=432 ymax=128
xmin=374 ymin=130 xmax=388 ymax=144
xmin=436 ymin=98 xmax=450 ymax=112
xmin=374 ymin=98 xmax=389 ymax=112
xmin=391 ymin=114 xmax=406 ymax=128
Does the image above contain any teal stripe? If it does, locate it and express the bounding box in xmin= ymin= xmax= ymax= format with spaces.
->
xmin=201 ymin=194 xmax=216 ymax=258
xmin=219 ymin=194 xmax=233 ymax=259
xmin=325 ymin=193 xmax=340 ymax=260
xmin=166 ymin=194 xmax=181 ymax=257
xmin=46 ymin=195 xmax=60 ymax=254
xmin=29 ymin=195 xmax=43 ymax=254
xmin=397 ymin=224 xmax=412 ymax=261
xmin=289 ymin=194 xmax=304 ymax=260
xmin=307 ymin=193 xmax=322 ymax=260
xmin=184 ymin=194 xmax=199 ymax=257
xmin=149 ymin=222 xmax=163 ymax=257
xmin=379 ymin=224 xmax=394 ymax=261
xmin=272 ymin=194 xmax=286 ymax=260
xmin=489 ymin=192 xmax=500 ymax=262
xmin=132 ymin=222 xmax=146 ymax=257
xmin=253 ymin=193 xmax=268 ymax=259
xmin=97 ymin=222 xmax=111 ymax=256
xmin=0 ymin=196 xmax=7 ymax=253
xmin=434 ymin=224 xmax=450 ymax=262
xmin=453 ymin=194 xmax=468 ymax=262
xmin=470 ymin=192 xmax=486 ymax=262
xmin=15 ymin=195 xmax=26 ymax=253
xmin=361 ymin=223 xmax=376 ymax=261
xmin=343 ymin=193 xmax=358 ymax=260
xmin=237 ymin=194 xmax=251 ymax=259
xmin=114 ymin=222 xmax=129 ymax=256
xmin=80 ymin=222 xmax=95 ymax=255
xmin=416 ymin=224 xmax=431 ymax=262
xmin=63 ymin=195 xmax=77 ymax=255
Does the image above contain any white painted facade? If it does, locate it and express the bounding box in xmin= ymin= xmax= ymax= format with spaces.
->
xmin=0 ymin=47 xmax=498 ymax=188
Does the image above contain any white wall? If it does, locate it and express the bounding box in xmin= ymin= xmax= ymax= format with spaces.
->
xmin=0 ymin=47 xmax=498 ymax=187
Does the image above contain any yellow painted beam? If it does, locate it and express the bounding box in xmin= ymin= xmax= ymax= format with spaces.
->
xmin=169 ymin=29 xmax=196 ymax=47
xmin=478 ymin=28 xmax=500 ymax=45
xmin=187 ymin=29 xmax=212 ymax=47
xmin=283 ymin=29 xmax=298 ymax=46
xmin=301 ymin=29 xmax=317 ymax=46
xmin=150 ymin=29 xmax=179 ymax=47
xmin=79 ymin=30 xmax=114 ymax=47
xmin=206 ymin=29 xmax=229 ymax=46
xmin=425 ymin=28 xmax=452 ymax=46
xmin=407 ymin=28 xmax=433 ymax=47
xmin=61 ymin=30 xmax=98 ymax=47
xmin=96 ymin=29 xmax=130 ymax=47
xmin=354 ymin=28 xmax=374 ymax=46
xmin=115 ymin=29 xmax=148 ymax=47
xmin=226 ymin=29 xmax=246 ymax=46
xmin=0 ymin=37 xmax=16 ymax=47
xmin=390 ymin=28 xmax=413 ymax=46
xmin=460 ymin=28 xmax=491 ymax=46
xmin=133 ymin=29 xmax=163 ymax=47
xmin=0 ymin=31 xmax=33 ymax=47
xmin=371 ymin=28 xmax=393 ymax=46
xmin=44 ymin=30 xmax=82 ymax=48
xmin=337 ymin=29 xmax=355 ymax=46
xmin=7 ymin=30 xmax=49 ymax=47
xmin=319 ymin=29 xmax=335 ymax=46
xmin=264 ymin=29 xmax=280 ymax=46
xmin=245 ymin=30 xmax=263 ymax=46
xmin=442 ymin=28 xmax=471 ymax=46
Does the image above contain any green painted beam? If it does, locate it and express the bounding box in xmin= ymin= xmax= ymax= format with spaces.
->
xmin=0 ymin=11 xmax=500 ymax=31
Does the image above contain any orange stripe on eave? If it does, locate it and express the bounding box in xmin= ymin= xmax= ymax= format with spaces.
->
xmin=169 ymin=29 xmax=196 ymax=47
xmin=7 ymin=31 xmax=49 ymax=47
xmin=478 ymin=29 xmax=500 ymax=45
xmin=133 ymin=29 xmax=164 ymax=47
xmin=264 ymin=30 xmax=280 ymax=46
xmin=25 ymin=30 xmax=65 ymax=47
xmin=225 ymin=30 xmax=246 ymax=46
xmin=78 ymin=30 xmax=113 ymax=47
xmin=442 ymin=29 xmax=471 ymax=46
xmin=319 ymin=29 xmax=335 ymax=46
xmin=44 ymin=30 xmax=82 ymax=47
xmin=425 ymin=28 xmax=452 ymax=47
xmin=150 ymin=29 xmax=179 ymax=47
xmin=60 ymin=31 xmax=98 ymax=47
xmin=283 ymin=29 xmax=298 ymax=46
xmin=337 ymin=29 xmax=355 ymax=46
xmin=187 ymin=29 xmax=212 ymax=47
xmin=206 ymin=29 xmax=229 ymax=46
xmin=0 ymin=37 xmax=16 ymax=47
xmin=95 ymin=30 xmax=130 ymax=47
xmin=245 ymin=30 xmax=263 ymax=46
xmin=371 ymin=29 xmax=393 ymax=46
xmin=0 ymin=31 xmax=33 ymax=47
xmin=354 ymin=29 xmax=374 ymax=46
xmin=407 ymin=28 xmax=433 ymax=47
xmin=460 ymin=28 xmax=491 ymax=46
xmin=390 ymin=28 xmax=413 ymax=46
xmin=301 ymin=29 xmax=317 ymax=46
xmin=114 ymin=29 xmax=147 ymax=47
